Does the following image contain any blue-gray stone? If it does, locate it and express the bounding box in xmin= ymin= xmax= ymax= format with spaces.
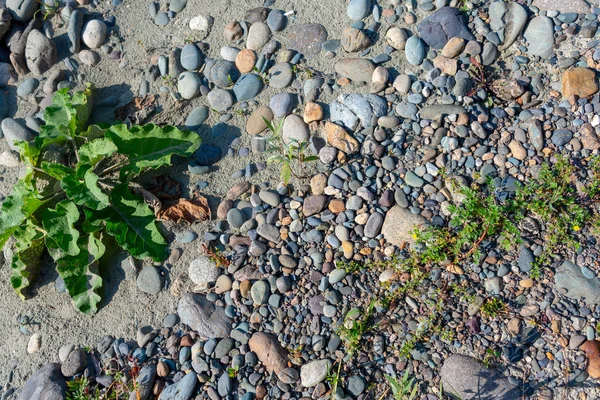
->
xmin=178 ymin=72 xmax=201 ymax=99
xmin=267 ymin=9 xmax=286 ymax=31
xmin=405 ymin=36 xmax=425 ymax=65
xmin=154 ymin=12 xmax=169 ymax=26
xmin=205 ymin=60 xmax=239 ymax=88
xmin=180 ymin=44 xmax=203 ymax=71
xmin=185 ymin=106 xmax=209 ymax=130
xmin=417 ymin=6 xmax=475 ymax=49
xmin=555 ymin=261 xmax=600 ymax=304
xmin=517 ymin=246 xmax=534 ymax=273
xmin=269 ymin=93 xmax=294 ymax=117
xmin=347 ymin=0 xmax=372 ymax=21
xmin=169 ymin=0 xmax=187 ymax=13
xmin=158 ymin=371 xmax=196 ymax=400
xmin=67 ymin=10 xmax=83 ymax=53
xmin=194 ymin=144 xmax=222 ymax=165
xmin=552 ymin=129 xmax=573 ymax=146
xmin=233 ymin=73 xmax=263 ymax=101
xmin=7 ymin=0 xmax=38 ymax=22
xmin=1 ymin=118 xmax=33 ymax=151
xmin=17 ymin=78 xmax=38 ymax=97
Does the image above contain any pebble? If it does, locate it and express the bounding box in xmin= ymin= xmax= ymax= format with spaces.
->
xmin=82 ymin=20 xmax=108 ymax=49
xmin=136 ymin=266 xmax=163 ymax=295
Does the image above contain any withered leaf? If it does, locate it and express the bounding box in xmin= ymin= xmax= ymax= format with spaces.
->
xmin=581 ymin=340 xmax=600 ymax=379
xmin=157 ymin=195 xmax=211 ymax=223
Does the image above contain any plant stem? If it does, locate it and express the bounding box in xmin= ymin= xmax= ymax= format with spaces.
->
xmin=98 ymin=161 xmax=128 ymax=177
xmin=69 ymin=138 xmax=80 ymax=163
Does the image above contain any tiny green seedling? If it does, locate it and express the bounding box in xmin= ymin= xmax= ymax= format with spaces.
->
xmin=263 ymin=117 xmax=318 ymax=185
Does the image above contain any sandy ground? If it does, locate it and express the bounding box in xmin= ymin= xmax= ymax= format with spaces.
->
xmin=0 ymin=0 xmax=363 ymax=387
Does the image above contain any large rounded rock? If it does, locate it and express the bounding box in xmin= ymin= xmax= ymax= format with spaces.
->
xmin=381 ymin=206 xmax=426 ymax=247
xmin=177 ymin=293 xmax=232 ymax=339
xmin=180 ymin=43 xmax=203 ymax=71
xmin=334 ymin=58 xmax=375 ymax=83
xmin=25 ymin=29 xmax=56 ymax=76
xmin=523 ymin=16 xmax=554 ymax=59
xmin=417 ymin=6 xmax=475 ymax=49
xmin=61 ymin=349 xmax=87 ymax=377
xmin=440 ymin=354 xmax=522 ymax=399
xmin=82 ymin=19 xmax=107 ymax=49
xmin=233 ymin=73 xmax=263 ymax=101
xmin=177 ymin=71 xmax=201 ymax=99
xmin=247 ymin=22 xmax=271 ymax=51
xmin=17 ymin=363 xmax=66 ymax=400
xmin=7 ymin=0 xmax=38 ymax=22
xmin=207 ymin=88 xmax=234 ymax=112
xmin=249 ymin=332 xmax=289 ymax=376
xmin=205 ymin=60 xmax=239 ymax=88
xmin=347 ymin=0 xmax=372 ymax=21
xmin=282 ymin=114 xmax=309 ymax=144
xmin=2 ymin=118 xmax=33 ymax=151
xmin=286 ymin=23 xmax=328 ymax=59
xmin=246 ymin=106 xmax=273 ymax=135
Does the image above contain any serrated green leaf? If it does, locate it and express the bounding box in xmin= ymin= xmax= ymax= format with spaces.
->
xmin=14 ymin=140 xmax=41 ymax=166
xmin=78 ymin=137 xmax=117 ymax=165
xmin=42 ymin=200 xmax=80 ymax=256
xmin=85 ymin=183 xmax=167 ymax=261
xmin=47 ymin=232 xmax=104 ymax=315
xmin=40 ymin=162 xmax=73 ymax=180
xmin=105 ymin=124 xmax=202 ymax=178
xmin=10 ymin=219 xmax=45 ymax=299
xmin=0 ymin=171 xmax=44 ymax=249
xmin=61 ymin=165 xmax=109 ymax=210
xmin=45 ymin=84 xmax=93 ymax=134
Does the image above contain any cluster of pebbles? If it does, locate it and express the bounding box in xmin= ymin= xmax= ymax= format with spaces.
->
xmin=5 ymin=0 xmax=600 ymax=399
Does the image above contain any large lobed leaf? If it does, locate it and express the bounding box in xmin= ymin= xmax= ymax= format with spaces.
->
xmin=10 ymin=219 xmax=45 ymax=299
xmin=44 ymin=84 xmax=93 ymax=135
xmin=78 ymin=137 xmax=118 ymax=166
xmin=41 ymin=163 xmax=109 ymax=211
xmin=47 ymin=232 xmax=105 ymax=315
xmin=0 ymin=171 xmax=45 ymax=249
xmin=42 ymin=200 xmax=81 ymax=256
xmin=105 ymin=124 xmax=202 ymax=179
xmin=85 ymin=183 xmax=167 ymax=261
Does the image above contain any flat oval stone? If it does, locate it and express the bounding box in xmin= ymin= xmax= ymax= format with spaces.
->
xmin=180 ymin=43 xmax=203 ymax=71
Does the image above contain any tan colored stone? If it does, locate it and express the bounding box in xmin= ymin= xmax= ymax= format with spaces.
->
xmin=248 ymin=332 xmax=289 ymax=376
xmin=224 ymin=20 xmax=243 ymax=41
xmin=508 ymin=140 xmax=527 ymax=160
xmin=341 ymin=27 xmax=371 ymax=52
xmin=236 ymin=49 xmax=257 ymax=73
xmin=441 ymin=37 xmax=465 ymax=58
xmin=519 ymin=278 xmax=534 ymax=288
xmin=246 ymin=106 xmax=273 ymax=135
xmin=433 ymin=55 xmax=457 ymax=76
xmin=562 ymin=67 xmax=598 ymax=104
xmin=303 ymin=102 xmax=323 ymax=123
xmin=385 ymin=26 xmax=408 ymax=50
xmin=581 ymin=123 xmax=600 ymax=150
xmin=381 ymin=206 xmax=426 ymax=247
xmin=328 ymin=199 xmax=345 ymax=213
xmin=310 ymin=173 xmax=327 ymax=194
xmin=341 ymin=241 xmax=353 ymax=259
xmin=325 ymin=121 xmax=359 ymax=154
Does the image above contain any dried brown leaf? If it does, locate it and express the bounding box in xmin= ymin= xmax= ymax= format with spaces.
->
xmin=581 ymin=340 xmax=600 ymax=379
xmin=157 ymin=195 xmax=211 ymax=223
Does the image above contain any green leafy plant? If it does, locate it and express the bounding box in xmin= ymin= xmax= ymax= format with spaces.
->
xmin=337 ymin=299 xmax=377 ymax=355
xmin=516 ymin=156 xmax=591 ymax=278
xmin=227 ymin=365 xmax=239 ymax=378
xmin=0 ymin=85 xmax=201 ymax=314
xmin=480 ymin=297 xmax=505 ymax=318
xmin=264 ymin=118 xmax=318 ymax=185
xmin=325 ymin=361 xmax=342 ymax=400
xmin=483 ymin=347 xmax=502 ymax=368
xmin=385 ymin=370 xmax=419 ymax=400
xmin=66 ymin=377 xmax=99 ymax=400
